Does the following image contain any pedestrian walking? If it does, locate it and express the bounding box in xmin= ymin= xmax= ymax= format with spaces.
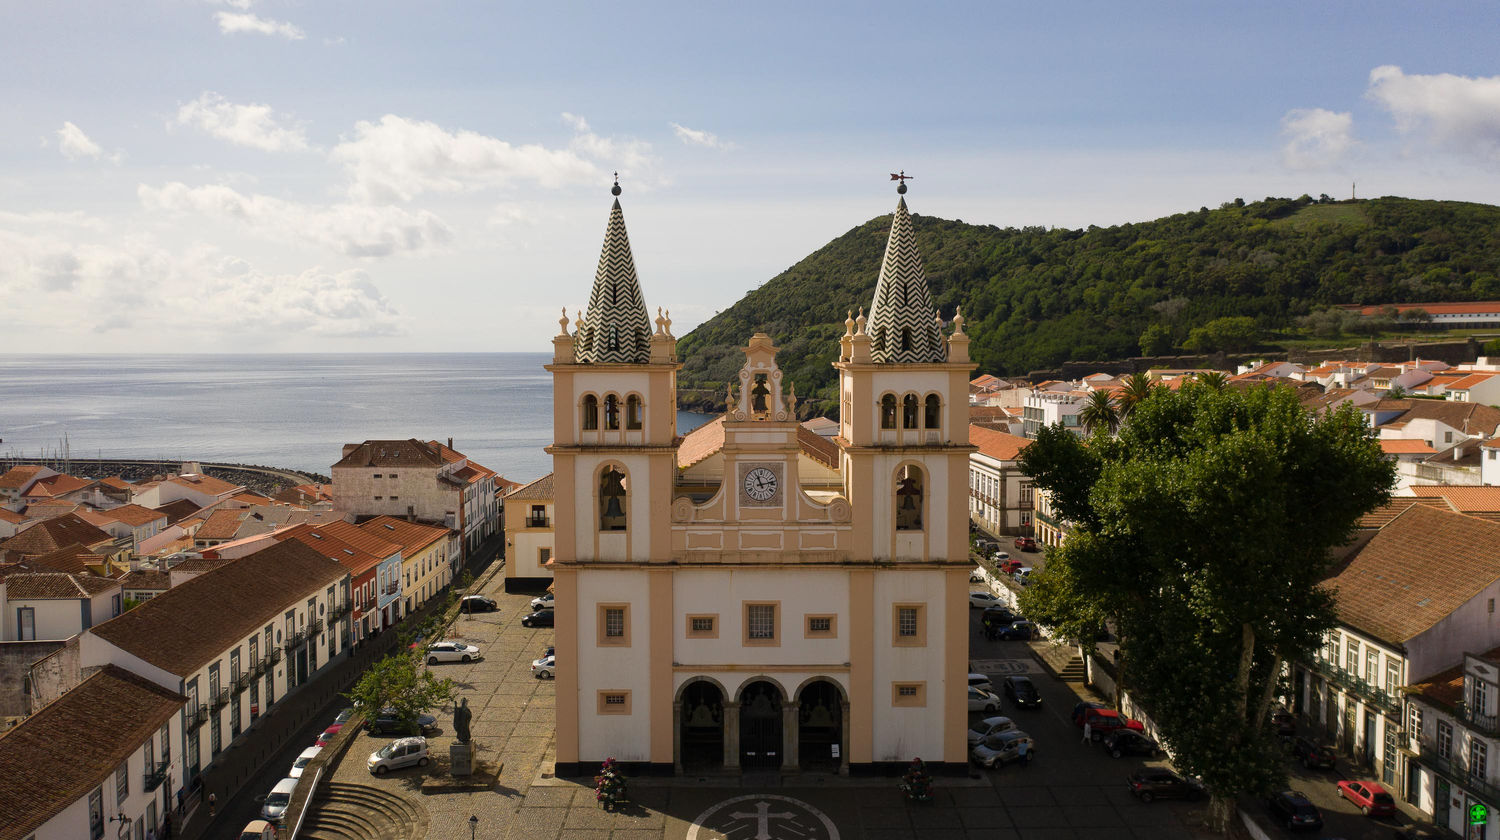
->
xmin=1082 ymin=721 xmax=1092 ymax=744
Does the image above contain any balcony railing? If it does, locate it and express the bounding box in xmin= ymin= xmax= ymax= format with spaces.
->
xmin=143 ymin=761 xmax=169 ymax=792
xmin=382 ymin=583 xmax=398 ymax=596
xmin=1455 ymin=700 xmax=1500 ymax=737
xmin=1413 ymin=735 xmax=1500 ymax=802
xmin=251 ymin=658 xmax=266 ymax=678
xmin=210 ymin=689 xmax=229 ymax=710
xmin=266 ymin=648 xmax=282 ymax=665
xmin=284 ymin=629 xmax=307 ymax=651
xmin=186 ymin=705 xmax=209 ymax=731
xmin=1311 ymin=658 xmax=1401 ymax=713
xmin=309 ymin=617 xmax=324 ymax=636
xmin=232 ymin=673 xmax=250 ymax=694
xmin=328 ymin=601 xmax=350 ymax=621
xmin=524 ymin=516 xmax=550 ymax=528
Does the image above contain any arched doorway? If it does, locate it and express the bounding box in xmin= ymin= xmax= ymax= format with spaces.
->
xmin=797 ymin=680 xmax=843 ymax=772
xmin=739 ymin=681 xmax=783 ymax=770
xmin=679 ymin=681 xmax=724 ymax=771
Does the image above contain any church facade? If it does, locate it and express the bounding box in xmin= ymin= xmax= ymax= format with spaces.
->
xmin=547 ymin=183 xmax=975 ymax=777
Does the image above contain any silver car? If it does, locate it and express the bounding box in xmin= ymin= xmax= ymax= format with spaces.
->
xmin=966 ymin=715 xmax=1017 ymax=746
xmin=971 ymin=729 xmax=1035 ymax=768
xmin=426 ymin=641 xmax=481 ymax=664
xmin=368 ymin=737 xmax=430 ymax=775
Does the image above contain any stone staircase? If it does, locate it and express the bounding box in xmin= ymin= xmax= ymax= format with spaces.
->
xmin=298 ymin=782 xmax=428 ymax=840
xmin=1057 ymin=654 xmax=1088 ymax=683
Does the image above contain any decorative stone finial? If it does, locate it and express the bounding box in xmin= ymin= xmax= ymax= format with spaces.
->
xmin=844 ymin=310 xmax=855 ymax=336
xmin=612 ymin=171 xmax=621 ymax=197
xmin=663 ymin=309 xmax=673 ymax=336
xmin=559 ymin=307 xmax=570 ymax=336
xmin=952 ymin=306 xmax=966 ymax=336
xmin=655 ymin=307 xmax=666 ymax=336
xmin=855 ymin=307 xmax=867 ymax=335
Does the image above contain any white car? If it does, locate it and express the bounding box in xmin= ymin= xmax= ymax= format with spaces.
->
xmin=969 ymin=591 xmax=1002 ymax=609
xmin=288 ymin=745 xmax=321 ymax=779
xmin=367 ymin=736 xmax=430 ymax=775
xmin=967 ymin=685 xmax=1001 ymax=713
xmin=1013 ymin=567 xmax=1034 ymax=585
xmin=426 ymin=641 xmax=481 ymax=664
xmin=990 ymin=550 xmax=1010 ymax=562
xmin=529 ymin=591 xmax=555 ymax=611
xmin=968 ymin=673 xmax=994 ymax=693
xmin=967 ymin=715 xmax=1018 ymax=745
xmin=532 ymin=654 xmax=555 ymax=679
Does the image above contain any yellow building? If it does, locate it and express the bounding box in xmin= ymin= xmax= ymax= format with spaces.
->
xmin=503 ymin=474 xmax=555 ymax=592
xmin=360 ymin=516 xmax=450 ymax=614
xmin=549 ymin=182 xmax=974 ymax=777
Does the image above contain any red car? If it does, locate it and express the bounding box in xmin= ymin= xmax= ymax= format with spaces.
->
xmin=1336 ymin=780 xmax=1396 ymax=817
xmin=1000 ymin=559 xmax=1025 ymax=575
xmin=1014 ymin=537 xmax=1038 ymax=551
xmin=315 ymin=723 xmax=343 ymax=747
xmin=1078 ymin=708 xmax=1145 ymax=741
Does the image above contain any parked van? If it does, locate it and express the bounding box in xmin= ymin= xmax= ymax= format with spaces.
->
xmin=239 ymin=820 xmax=277 ymax=840
xmin=261 ymin=777 xmax=298 ymax=822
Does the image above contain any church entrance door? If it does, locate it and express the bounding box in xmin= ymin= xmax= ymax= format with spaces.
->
xmin=739 ymin=681 xmax=783 ymax=770
xmin=680 ymin=681 xmax=724 ymax=771
xmin=797 ymin=680 xmax=843 ymax=771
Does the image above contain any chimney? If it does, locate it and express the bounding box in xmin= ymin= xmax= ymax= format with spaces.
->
xmin=447 ymin=437 xmax=454 ymax=451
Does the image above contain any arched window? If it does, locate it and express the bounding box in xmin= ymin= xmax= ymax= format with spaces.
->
xmin=895 ymin=465 xmax=924 ymax=531
xmin=599 ymin=466 xmax=627 ymax=531
xmin=607 ymin=325 xmax=620 ymax=352
xmin=582 ymin=395 xmax=599 ymax=431
xmin=902 ymin=394 xmax=919 ymax=429
xmin=604 ymin=394 xmax=620 ymax=430
xmin=924 ymin=394 xmax=941 ymax=429
xmin=625 ymin=395 xmax=643 ymax=430
xmin=880 ymin=394 xmax=897 ymax=429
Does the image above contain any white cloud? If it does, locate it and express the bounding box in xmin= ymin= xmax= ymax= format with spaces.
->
xmin=1367 ymin=65 xmax=1500 ymax=160
xmin=174 ymin=92 xmax=311 ymax=152
xmin=0 ymin=229 xmax=406 ymax=339
xmin=561 ymin=112 xmax=655 ymax=181
xmin=331 ymin=115 xmax=600 ymax=202
xmin=138 ymin=182 xmax=451 ymax=258
xmin=670 ymin=122 xmax=734 ymax=150
xmin=215 ymin=11 xmax=305 ymax=40
xmin=56 ymin=122 xmax=120 ymax=163
xmin=1279 ymin=108 xmax=1354 ymax=169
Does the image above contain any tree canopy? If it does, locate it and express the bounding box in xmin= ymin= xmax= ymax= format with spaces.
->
xmin=1017 ymin=383 xmax=1394 ymax=831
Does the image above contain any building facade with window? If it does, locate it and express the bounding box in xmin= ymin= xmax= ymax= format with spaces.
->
xmin=1406 ymin=648 xmax=1500 ymax=837
xmin=967 ymin=425 xmax=1033 ymax=538
xmin=549 ymin=186 xmax=974 ymax=777
xmin=504 ymin=473 xmax=555 ymax=591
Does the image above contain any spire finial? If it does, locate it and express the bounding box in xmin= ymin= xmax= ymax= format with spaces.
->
xmin=952 ymin=306 xmax=966 ymax=336
xmin=559 ymin=307 xmax=570 ymax=336
xmin=890 ymin=170 xmax=913 ymax=195
xmin=611 ymin=171 xmax=621 ymax=197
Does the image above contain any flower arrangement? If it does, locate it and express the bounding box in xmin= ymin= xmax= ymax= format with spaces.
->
xmin=594 ymin=757 xmax=628 ymax=810
xmin=900 ymin=757 xmax=932 ymax=801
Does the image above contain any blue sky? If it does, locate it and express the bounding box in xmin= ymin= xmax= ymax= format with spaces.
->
xmin=4 ymin=1 xmax=1499 ymax=352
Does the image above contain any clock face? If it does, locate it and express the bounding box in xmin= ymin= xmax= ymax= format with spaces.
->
xmin=743 ymin=467 xmax=779 ymax=503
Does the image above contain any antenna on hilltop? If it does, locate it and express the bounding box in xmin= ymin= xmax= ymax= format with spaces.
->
xmin=1352 ymin=181 xmax=1356 ymax=200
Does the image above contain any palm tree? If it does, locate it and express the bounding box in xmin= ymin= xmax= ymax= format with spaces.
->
xmin=1079 ymin=390 xmax=1120 ymax=436
xmin=1195 ymin=371 xmax=1228 ymax=390
xmin=1387 ymin=384 xmax=1408 ymax=400
xmin=1116 ymin=373 xmax=1158 ymax=419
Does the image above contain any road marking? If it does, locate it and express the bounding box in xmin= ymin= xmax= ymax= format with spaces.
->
xmin=686 ymin=794 xmax=839 ymax=840
xmin=969 ymin=659 xmax=1035 ymax=675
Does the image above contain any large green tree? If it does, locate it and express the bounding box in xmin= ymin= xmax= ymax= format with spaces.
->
xmin=1018 ymin=382 xmax=1393 ymax=832
xmin=346 ymin=649 xmax=458 ymax=735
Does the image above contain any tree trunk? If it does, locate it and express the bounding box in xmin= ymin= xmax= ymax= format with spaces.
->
xmin=1208 ymin=792 xmax=1235 ymax=835
xmin=1254 ymin=651 xmax=1284 ymax=729
xmin=1233 ymin=622 xmax=1255 ymax=725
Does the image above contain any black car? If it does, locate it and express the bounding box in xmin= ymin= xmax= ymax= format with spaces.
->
xmin=460 ymin=595 xmax=498 ymax=613
xmin=366 ymin=711 xmax=438 ymax=736
xmin=992 ymin=621 xmax=1035 ymax=641
xmin=1288 ymin=736 xmax=1337 ymax=770
xmin=521 ymin=608 xmax=554 ymax=628
xmin=1103 ymin=730 xmax=1161 ymax=758
xmin=1272 ymin=710 xmax=1297 ymax=737
xmin=1267 ymin=790 xmax=1323 ymax=832
xmin=1127 ymin=770 xmax=1200 ymax=802
xmin=981 ymin=606 xmax=1018 ymax=628
xmin=1003 ymin=675 xmax=1042 ymax=708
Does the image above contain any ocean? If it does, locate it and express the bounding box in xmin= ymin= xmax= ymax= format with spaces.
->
xmin=0 ymin=354 xmax=715 ymax=484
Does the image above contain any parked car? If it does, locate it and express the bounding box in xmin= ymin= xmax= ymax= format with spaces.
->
xmin=969 ymin=567 xmax=986 ymax=583
xmin=981 ymin=606 xmax=1019 ymax=627
xmin=1004 ymin=675 xmax=1042 ymax=708
xmin=239 ymin=820 xmax=277 ymax=840
xmin=966 ymin=715 xmax=1018 ymax=745
xmin=261 ymin=777 xmax=298 ymax=822
xmin=970 ymin=730 xmax=1035 ymax=768
xmin=1127 ymin=770 xmax=1201 ymax=802
xmin=460 ymin=595 xmax=498 ymax=613
xmin=990 ymin=550 xmax=1010 ymax=563
xmin=532 ymin=654 xmax=556 ymax=679
xmin=314 ymin=724 xmax=342 ymax=747
xmin=999 ymin=558 xmax=1026 ymax=575
xmin=975 ymin=539 xmax=999 ymax=554
xmin=1336 ymin=780 xmax=1397 ymax=817
xmin=1014 ymin=536 xmax=1038 ymax=551
xmin=991 ymin=620 xmax=1035 ymax=641
xmin=288 ymin=745 xmax=322 ymax=779
xmin=1102 ymin=730 xmax=1161 ymax=758
xmin=968 ymin=673 xmax=994 ymax=693
xmin=529 ymin=592 xmax=556 ymax=611
xmin=332 ymin=708 xmax=353 ymax=725
xmin=521 ymin=608 xmax=554 ymax=628
xmin=1266 ymin=790 xmax=1323 ymax=832
xmin=967 ymin=685 xmax=1001 ymax=713
xmin=969 ymin=591 xmax=1003 ymax=609
xmin=1272 ymin=710 xmax=1297 ymax=737
xmin=1077 ymin=708 xmax=1145 ymax=741
xmin=368 ymin=736 xmax=430 ymax=775
xmin=366 ymin=710 xmax=438 ymax=736
xmin=426 ymin=641 xmax=482 ymax=664
xmin=542 ymin=645 xmax=555 ymax=659
xmin=1012 ymin=567 xmax=1034 ymax=586
xmin=1072 ymin=701 xmax=1108 ymax=722
xmin=1289 ymin=736 xmax=1337 ymax=770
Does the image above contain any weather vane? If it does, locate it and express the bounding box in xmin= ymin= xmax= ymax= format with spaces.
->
xmin=612 ymin=171 xmax=621 ymax=196
xmin=890 ymin=170 xmax=913 ymax=194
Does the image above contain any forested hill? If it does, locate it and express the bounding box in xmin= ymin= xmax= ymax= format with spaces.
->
xmin=675 ymin=195 xmax=1500 ymax=412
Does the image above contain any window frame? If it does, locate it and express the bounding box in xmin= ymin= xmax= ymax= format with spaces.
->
xmin=597 ymin=604 xmax=630 ymax=647
xmin=743 ymin=601 xmax=780 ymax=647
xmin=804 ymin=614 xmax=838 ymax=638
xmin=891 ymin=682 xmax=927 ymax=707
xmin=891 ymin=603 xmax=926 ymax=647
xmin=686 ymin=613 xmax=719 ymax=639
xmin=880 ymin=394 xmax=897 ymax=429
xmin=597 ymin=690 xmax=632 ymax=715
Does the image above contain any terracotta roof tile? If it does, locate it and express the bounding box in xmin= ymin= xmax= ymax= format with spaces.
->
xmin=360 ymin=516 xmax=447 ymax=556
xmin=5 ymin=571 xmax=119 ymax=599
xmin=1327 ymin=505 xmax=1500 ymax=645
xmin=506 ymin=473 xmax=554 ymax=501
xmin=153 ymin=499 xmax=202 ymax=525
xmin=168 ymin=473 xmax=241 ymax=497
xmin=1358 ymin=497 xmax=1451 ymax=528
xmin=102 ymin=503 xmax=167 ymax=527
xmin=0 ymin=465 xmax=48 ymax=490
xmin=25 ymin=544 xmax=107 ymax=575
xmin=334 ymin=439 xmax=445 ymax=468
xmin=21 ymin=474 xmax=93 ymax=499
xmin=969 ymin=425 xmax=1032 ymax=462
xmin=794 ymin=425 xmax=840 ymax=469
xmin=0 ymin=665 xmax=184 ymax=840
xmin=677 ymin=416 xmax=727 ymax=469
xmin=0 ymin=509 xmax=24 ymax=525
xmin=276 ymin=524 xmax=384 ymax=577
xmin=88 ymin=540 xmax=345 ymax=676
xmin=1364 ymin=399 xmax=1500 ymax=436
xmin=119 ymin=569 xmax=171 ymax=591
xmin=195 ymin=508 xmax=248 ymax=541
xmin=0 ymin=514 xmax=113 ymax=559
xmin=99 ymin=477 xmax=134 ymax=490
xmin=1410 ymin=661 xmax=1466 ymax=707
xmin=1380 ymin=439 xmax=1437 ymax=455
xmin=308 ymin=519 xmax=401 ymax=558
xmin=1409 ymin=485 xmax=1500 ymax=512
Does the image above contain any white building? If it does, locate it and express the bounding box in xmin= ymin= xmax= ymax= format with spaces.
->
xmin=967 ymin=424 xmax=1033 ymax=537
xmin=2 ymin=572 xmax=121 ymax=641
xmin=1021 ymin=390 xmax=1083 ymax=438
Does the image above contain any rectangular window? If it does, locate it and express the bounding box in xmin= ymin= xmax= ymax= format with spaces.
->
xmin=597 ymin=604 xmax=630 ymax=646
xmin=390 ymin=495 xmax=399 ymax=501
xmin=374 ymin=496 xmax=383 ymax=501
xmin=597 ymin=690 xmax=632 ymax=715
xmin=1386 ymin=660 xmax=1401 ymax=694
xmin=805 ymin=614 xmax=837 ymax=638
xmin=1366 ymin=649 xmax=1379 ymax=683
xmin=539 ymin=547 xmax=552 ymax=565
xmin=1438 ymin=721 xmax=1453 ymax=758
xmin=1406 ymin=703 xmax=1421 ymax=742
xmin=891 ymin=682 xmax=927 ymax=707
xmin=1346 ymin=639 xmax=1360 ymax=675
xmin=89 ymin=787 xmax=104 ymax=840
xmin=389 ymin=473 xmax=398 ymax=478
xmin=1473 ymin=739 xmax=1489 ymax=782
xmin=1476 ymin=679 xmax=1492 ymax=716
xmin=116 ymin=759 xmax=128 ymax=804
xmin=744 ymin=602 xmax=778 ymax=645
xmin=17 ymin=607 xmax=34 ymax=641
xmin=892 ymin=604 xmax=926 ymax=647
xmin=686 ymin=614 xmax=718 ymax=639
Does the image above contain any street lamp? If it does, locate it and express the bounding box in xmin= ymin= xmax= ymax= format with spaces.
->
xmin=469 ymin=815 xmax=478 ymax=839
xmin=108 ymin=814 xmax=131 ymax=839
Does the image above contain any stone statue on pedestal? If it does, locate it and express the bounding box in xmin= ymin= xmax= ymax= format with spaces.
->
xmin=453 ymin=697 xmax=472 ymax=744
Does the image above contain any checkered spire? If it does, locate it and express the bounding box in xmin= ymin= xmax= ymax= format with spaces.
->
xmin=575 ymin=194 xmax=652 ymax=364
xmin=865 ymin=195 xmax=943 ymax=364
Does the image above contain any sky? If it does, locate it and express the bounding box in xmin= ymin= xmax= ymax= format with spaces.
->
xmin=4 ymin=1 xmax=1500 ymax=353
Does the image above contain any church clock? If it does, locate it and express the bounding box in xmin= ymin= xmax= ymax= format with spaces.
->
xmin=739 ymin=464 xmax=781 ymax=505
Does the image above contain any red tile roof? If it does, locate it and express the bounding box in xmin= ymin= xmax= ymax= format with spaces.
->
xmin=24 ymin=544 xmax=108 ymax=575
xmin=506 ymin=473 xmax=554 ymax=501
xmin=99 ymin=477 xmax=134 ymax=491
xmin=969 ymin=424 xmax=1032 ymax=462
xmin=1409 ymin=485 xmax=1500 ymax=513
xmin=276 ymin=523 xmax=384 ymax=577
xmin=309 ymin=519 xmax=402 ymax=559
xmin=0 ymin=514 xmax=113 ymax=559
xmin=1380 ymin=439 xmax=1437 ymax=455
xmin=153 ymin=499 xmax=202 ymax=525
xmin=168 ymin=473 xmax=241 ymax=497
xmin=334 ymin=439 xmax=446 ymax=468
xmin=1343 ymin=301 xmax=1500 ymax=316
xmin=674 ymin=414 xmax=839 ymax=471
xmin=0 ymin=665 xmax=185 ymax=840
xmin=360 ymin=516 xmax=447 ymax=556
xmin=96 ymin=503 xmax=167 ymax=527
xmin=21 ymin=474 xmax=93 ymax=499
xmin=195 ymin=508 xmax=248 ymax=541
xmin=1358 ymin=497 xmax=1450 ymax=528
xmin=0 ymin=466 xmax=49 ymax=490
xmin=5 ymin=571 xmax=119 ymax=599
xmin=0 ymin=509 xmax=24 ymax=525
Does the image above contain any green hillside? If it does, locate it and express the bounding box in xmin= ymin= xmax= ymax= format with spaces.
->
xmin=676 ymin=195 xmax=1500 ymax=412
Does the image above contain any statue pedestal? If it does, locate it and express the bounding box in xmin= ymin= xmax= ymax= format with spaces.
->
xmin=450 ymin=743 xmax=474 ymax=776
